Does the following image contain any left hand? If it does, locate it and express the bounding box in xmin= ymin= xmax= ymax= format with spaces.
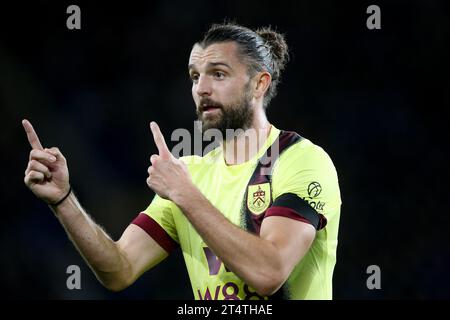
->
xmin=147 ymin=121 xmax=192 ymax=200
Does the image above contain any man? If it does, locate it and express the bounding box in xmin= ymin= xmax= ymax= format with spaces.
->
xmin=23 ymin=23 xmax=341 ymax=300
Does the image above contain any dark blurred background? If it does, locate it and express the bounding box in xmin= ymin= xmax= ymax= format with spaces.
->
xmin=1 ymin=0 xmax=449 ymax=299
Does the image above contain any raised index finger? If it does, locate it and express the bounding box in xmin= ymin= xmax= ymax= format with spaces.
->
xmin=150 ymin=121 xmax=171 ymax=159
xmin=22 ymin=119 xmax=44 ymax=150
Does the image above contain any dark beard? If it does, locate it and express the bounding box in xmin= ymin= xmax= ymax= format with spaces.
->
xmin=196 ymin=87 xmax=254 ymax=140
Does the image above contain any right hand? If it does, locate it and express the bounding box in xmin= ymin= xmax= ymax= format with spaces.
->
xmin=22 ymin=119 xmax=70 ymax=204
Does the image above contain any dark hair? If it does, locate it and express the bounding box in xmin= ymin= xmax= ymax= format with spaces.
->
xmin=198 ymin=23 xmax=289 ymax=109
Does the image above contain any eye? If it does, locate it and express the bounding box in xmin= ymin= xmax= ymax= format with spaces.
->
xmin=214 ymin=71 xmax=225 ymax=79
xmin=190 ymin=73 xmax=199 ymax=83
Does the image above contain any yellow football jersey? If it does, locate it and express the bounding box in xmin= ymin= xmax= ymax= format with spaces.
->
xmin=133 ymin=125 xmax=341 ymax=299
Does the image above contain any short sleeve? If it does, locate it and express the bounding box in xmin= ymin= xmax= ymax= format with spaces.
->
xmin=131 ymin=194 xmax=180 ymax=253
xmin=268 ymin=140 xmax=341 ymax=230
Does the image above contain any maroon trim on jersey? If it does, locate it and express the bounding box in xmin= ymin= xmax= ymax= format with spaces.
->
xmin=265 ymin=206 xmax=314 ymax=226
xmin=131 ymin=213 xmax=179 ymax=253
xmin=243 ymin=130 xmax=303 ymax=235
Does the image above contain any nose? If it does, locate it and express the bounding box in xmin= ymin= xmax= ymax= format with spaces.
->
xmin=195 ymin=75 xmax=212 ymax=97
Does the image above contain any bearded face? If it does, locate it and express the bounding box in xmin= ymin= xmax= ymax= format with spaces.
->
xmin=196 ymin=80 xmax=254 ymax=139
xmin=189 ymin=42 xmax=256 ymax=141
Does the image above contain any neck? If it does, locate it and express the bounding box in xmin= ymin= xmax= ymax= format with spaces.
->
xmin=223 ymin=110 xmax=271 ymax=165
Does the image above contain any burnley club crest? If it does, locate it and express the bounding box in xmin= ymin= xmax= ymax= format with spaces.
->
xmin=247 ymin=183 xmax=271 ymax=215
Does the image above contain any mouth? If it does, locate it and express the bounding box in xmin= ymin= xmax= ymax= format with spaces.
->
xmin=200 ymin=105 xmax=221 ymax=114
xmin=203 ymin=106 xmax=220 ymax=112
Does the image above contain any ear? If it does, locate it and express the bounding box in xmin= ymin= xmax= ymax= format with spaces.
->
xmin=252 ymin=72 xmax=272 ymax=100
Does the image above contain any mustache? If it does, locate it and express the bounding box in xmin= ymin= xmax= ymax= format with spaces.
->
xmin=198 ymin=98 xmax=223 ymax=112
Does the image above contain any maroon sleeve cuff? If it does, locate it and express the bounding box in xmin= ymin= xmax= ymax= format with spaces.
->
xmin=131 ymin=213 xmax=179 ymax=253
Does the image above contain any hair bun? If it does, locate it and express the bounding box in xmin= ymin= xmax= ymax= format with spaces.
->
xmin=256 ymin=27 xmax=289 ymax=71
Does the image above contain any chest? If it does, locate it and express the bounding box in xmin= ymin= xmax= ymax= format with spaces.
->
xmin=193 ymin=165 xmax=255 ymax=225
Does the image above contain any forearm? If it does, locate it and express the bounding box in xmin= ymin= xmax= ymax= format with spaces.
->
xmin=172 ymin=186 xmax=283 ymax=295
xmin=49 ymin=192 xmax=131 ymax=290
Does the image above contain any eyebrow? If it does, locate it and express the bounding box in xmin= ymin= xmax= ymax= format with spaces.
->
xmin=188 ymin=62 xmax=232 ymax=71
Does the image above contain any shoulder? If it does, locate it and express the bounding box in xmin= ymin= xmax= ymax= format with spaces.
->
xmin=272 ymin=135 xmax=341 ymax=211
xmin=275 ymin=136 xmax=336 ymax=175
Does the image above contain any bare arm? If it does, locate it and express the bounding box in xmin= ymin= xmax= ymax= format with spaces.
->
xmin=50 ymin=193 xmax=167 ymax=291
xmin=22 ymin=119 xmax=167 ymax=291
